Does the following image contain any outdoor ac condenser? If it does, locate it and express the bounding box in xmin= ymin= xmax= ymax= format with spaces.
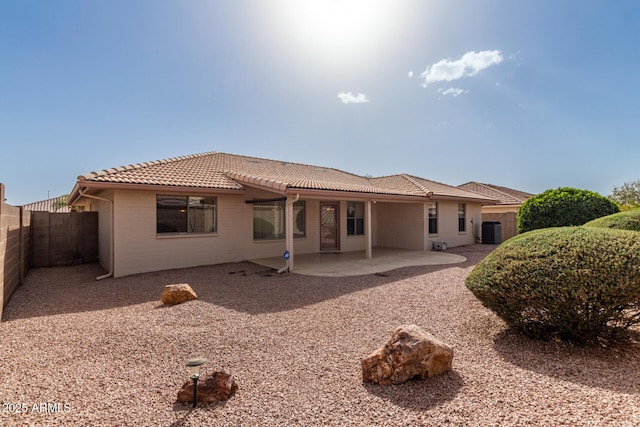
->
xmin=433 ymin=242 xmax=447 ymax=251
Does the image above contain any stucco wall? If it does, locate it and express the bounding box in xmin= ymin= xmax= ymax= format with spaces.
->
xmin=376 ymin=202 xmax=426 ymax=250
xmin=426 ymin=200 xmax=482 ymax=248
xmin=93 ymin=188 xmax=484 ymax=277
xmin=111 ymin=189 xmax=326 ymax=277
xmin=95 ymin=196 xmax=112 ymax=273
xmin=338 ymin=200 xmax=373 ymax=253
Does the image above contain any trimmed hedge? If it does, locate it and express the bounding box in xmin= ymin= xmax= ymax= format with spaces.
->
xmin=517 ymin=187 xmax=619 ymax=233
xmin=465 ymin=227 xmax=640 ymax=344
xmin=583 ymin=209 xmax=640 ymax=232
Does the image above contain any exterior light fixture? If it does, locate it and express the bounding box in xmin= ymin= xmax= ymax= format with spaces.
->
xmin=186 ymin=357 xmax=206 ymax=408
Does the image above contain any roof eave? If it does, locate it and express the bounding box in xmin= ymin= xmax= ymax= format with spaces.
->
xmin=68 ymin=180 xmax=245 ymax=205
xmin=430 ymin=194 xmax=499 ymax=204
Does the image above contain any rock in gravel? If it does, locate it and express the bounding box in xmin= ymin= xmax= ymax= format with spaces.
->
xmin=161 ymin=283 xmax=197 ymax=305
xmin=177 ymin=372 xmax=238 ymax=404
xmin=362 ymin=324 xmax=454 ymax=385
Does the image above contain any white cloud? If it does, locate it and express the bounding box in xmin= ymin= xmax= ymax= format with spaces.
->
xmin=421 ymin=50 xmax=503 ymax=87
xmin=337 ymin=92 xmax=370 ymax=104
xmin=408 ymin=71 xmax=414 ymax=78
xmin=437 ymin=87 xmax=468 ymax=97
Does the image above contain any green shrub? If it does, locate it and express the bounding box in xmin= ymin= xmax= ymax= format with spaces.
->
xmin=517 ymin=187 xmax=619 ymax=233
xmin=465 ymin=227 xmax=640 ymax=344
xmin=583 ymin=209 xmax=640 ymax=232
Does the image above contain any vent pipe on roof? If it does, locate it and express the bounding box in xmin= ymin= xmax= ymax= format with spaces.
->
xmin=79 ymin=189 xmax=114 ymax=280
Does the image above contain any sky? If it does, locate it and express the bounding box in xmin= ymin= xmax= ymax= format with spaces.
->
xmin=1 ymin=0 xmax=639 ymax=205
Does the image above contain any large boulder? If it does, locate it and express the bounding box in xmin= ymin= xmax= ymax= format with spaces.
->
xmin=161 ymin=284 xmax=197 ymax=305
xmin=177 ymin=372 xmax=238 ymax=404
xmin=362 ymin=324 xmax=453 ymax=385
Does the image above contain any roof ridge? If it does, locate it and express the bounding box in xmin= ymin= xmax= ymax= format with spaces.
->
xmin=474 ymin=182 xmax=530 ymax=202
xmin=476 ymin=182 xmax=519 ymax=201
xmin=403 ymin=173 xmax=453 ymax=189
xmin=399 ymin=174 xmax=434 ymax=196
xmin=79 ymin=151 xmax=219 ymax=181
xmin=225 ymin=171 xmax=289 ymax=192
xmin=218 ymin=152 xmax=369 ymax=180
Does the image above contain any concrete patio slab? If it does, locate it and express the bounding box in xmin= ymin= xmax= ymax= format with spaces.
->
xmin=250 ymin=247 xmax=466 ymax=277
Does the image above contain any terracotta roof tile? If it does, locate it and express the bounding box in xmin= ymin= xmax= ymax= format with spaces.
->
xmin=458 ymin=182 xmax=533 ymax=205
xmin=370 ymin=174 xmax=496 ymax=201
xmin=80 ymin=152 xmax=243 ymax=190
xmin=75 ymin=152 xmax=496 ymax=201
xmin=22 ymin=195 xmax=71 ymax=212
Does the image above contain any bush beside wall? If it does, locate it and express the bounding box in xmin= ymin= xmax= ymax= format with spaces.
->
xmin=465 ymin=226 xmax=640 ymax=344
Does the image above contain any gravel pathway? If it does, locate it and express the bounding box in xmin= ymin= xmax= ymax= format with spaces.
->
xmin=1 ymin=245 xmax=638 ymax=426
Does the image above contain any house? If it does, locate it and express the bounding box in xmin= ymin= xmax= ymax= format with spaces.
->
xmin=67 ymin=152 xmax=497 ymax=278
xmin=458 ymin=182 xmax=533 ymax=241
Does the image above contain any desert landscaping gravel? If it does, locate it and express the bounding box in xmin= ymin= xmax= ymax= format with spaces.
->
xmin=1 ymin=245 xmax=639 ymax=426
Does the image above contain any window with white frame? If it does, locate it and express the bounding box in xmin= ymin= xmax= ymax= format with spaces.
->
xmin=253 ymin=200 xmax=306 ymax=240
xmin=347 ymin=202 xmax=365 ymax=236
xmin=157 ymin=195 xmax=217 ymax=234
xmin=458 ymin=203 xmax=466 ymax=232
xmin=428 ymin=202 xmax=438 ymax=234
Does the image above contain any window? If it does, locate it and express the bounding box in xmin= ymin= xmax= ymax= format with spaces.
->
xmin=458 ymin=203 xmax=466 ymax=232
xmin=157 ymin=195 xmax=217 ymax=234
xmin=428 ymin=202 xmax=438 ymax=234
xmin=347 ymin=202 xmax=365 ymax=236
xmin=253 ymin=200 xmax=306 ymax=240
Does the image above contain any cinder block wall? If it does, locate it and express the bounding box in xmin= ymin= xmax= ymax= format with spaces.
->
xmin=0 ymin=183 xmax=31 ymax=320
xmin=482 ymin=212 xmax=518 ymax=242
xmin=31 ymin=212 xmax=98 ymax=268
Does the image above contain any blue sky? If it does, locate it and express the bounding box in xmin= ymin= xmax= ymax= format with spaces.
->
xmin=1 ymin=1 xmax=639 ymax=205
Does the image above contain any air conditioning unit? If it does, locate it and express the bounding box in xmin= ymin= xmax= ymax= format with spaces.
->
xmin=433 ymin=242 xmax=447 ymax=251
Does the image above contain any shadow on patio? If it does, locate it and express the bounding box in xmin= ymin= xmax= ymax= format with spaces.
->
xmin=250 ymin=247 xmax=466 ymax=277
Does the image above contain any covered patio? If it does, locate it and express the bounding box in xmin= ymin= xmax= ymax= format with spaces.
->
xmin=250 ymin=247 xmax=466 ymax=277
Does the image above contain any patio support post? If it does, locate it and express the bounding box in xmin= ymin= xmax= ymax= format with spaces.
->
xmin=285 ymin=195 xmax=298 ymax=271
xmin=365 ymin=200 xmax=373 ymax=259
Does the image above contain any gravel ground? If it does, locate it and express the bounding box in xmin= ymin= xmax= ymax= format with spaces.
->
xmin=1 ymin=244 xmax=639 ymax=426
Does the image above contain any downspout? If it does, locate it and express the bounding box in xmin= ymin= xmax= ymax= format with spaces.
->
xmin=79 ymin=189 xmax=114 ymax=280
xmin=278 ymin=193 xmax=299 ymax=274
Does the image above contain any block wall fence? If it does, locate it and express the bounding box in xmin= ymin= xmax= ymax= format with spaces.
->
xmin=0 ymin=183 xmax=31 ymax=320
xmin=1 ymin=183 xmax=98 ymax=320
xmin=482 ymin=211 xmax=518 ymax=242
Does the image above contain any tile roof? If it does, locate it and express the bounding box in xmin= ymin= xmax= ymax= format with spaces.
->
xmin=22 ymin=195 xmax=72 ymax=212
xmin=371 ymin=175 xmax=498 ymax=201
xmin=79 ymin=153 xmax=243 ymax=190
xmin=458 ymin=182 xmax=533 ymax=205
xmin=73 ymin=152 xmax=496 ymax=202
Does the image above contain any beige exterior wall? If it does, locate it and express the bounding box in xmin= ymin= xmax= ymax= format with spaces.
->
xmin=369 ymin=200 xmax=482 ymax=251
xmin=427 ymin=200 xmax=482 ymax=249
xmin=84 ymin=188 xmax=485 ymax=277
xmin=96 ymin=194 xmax=113 ymax=273
xmin=110 ymin=189 xmax=328 ymax=277
xmin=376 ymin=202 xmax=426 ymax=250
xmin=338 ymin=200 xmax=373 ymax=252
